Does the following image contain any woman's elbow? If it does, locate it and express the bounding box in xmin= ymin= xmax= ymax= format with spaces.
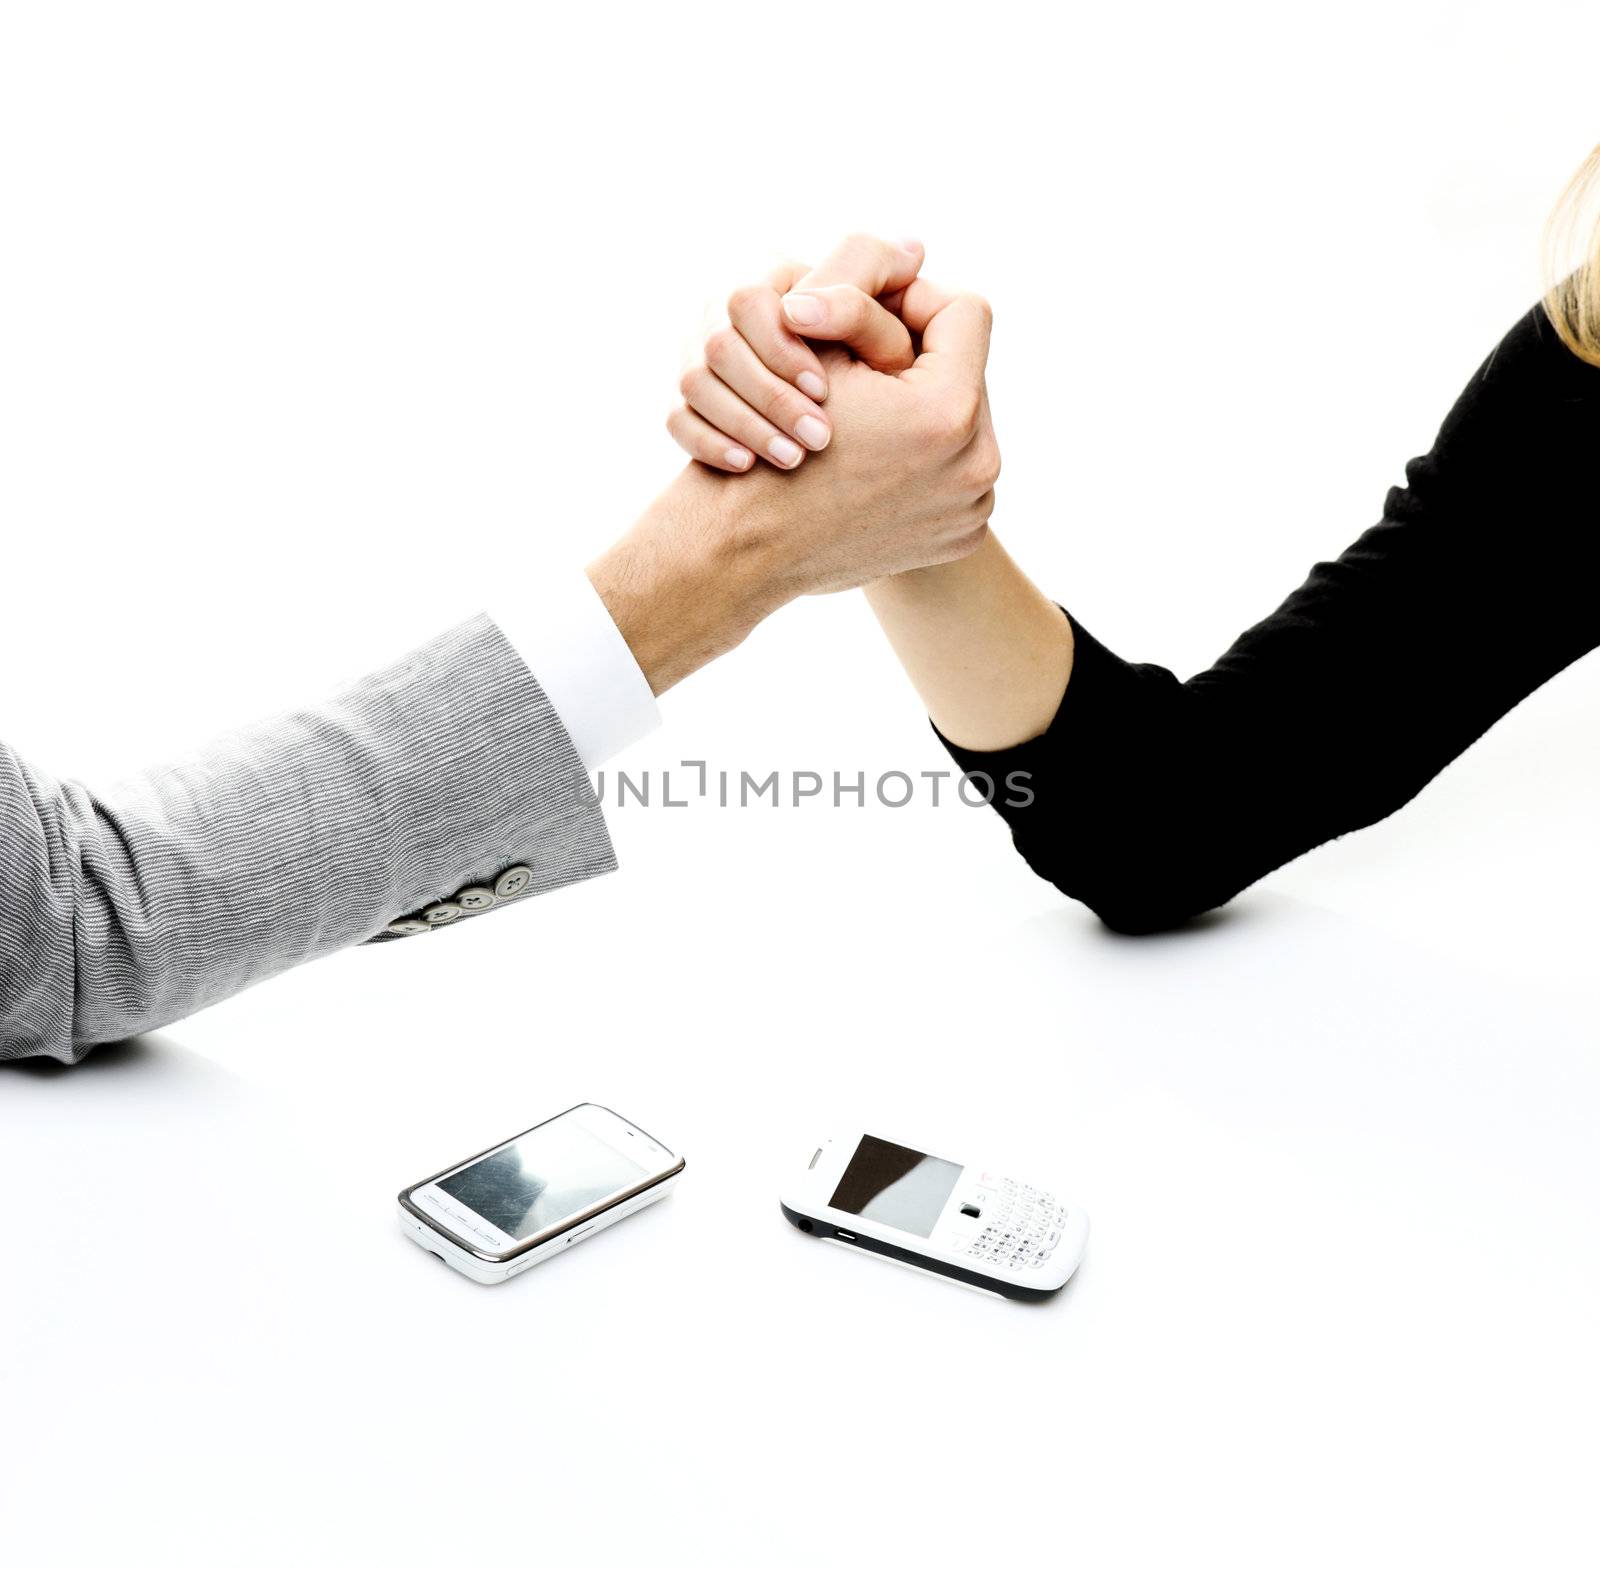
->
xmin=1085 ymin=890 xmax=1224 ymax=936
xmin=1017 ymin=839 xmax=1236 ymax=936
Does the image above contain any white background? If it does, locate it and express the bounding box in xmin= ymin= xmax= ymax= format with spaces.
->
xmin=3 ymin=2 xmax=1598 ymax=1564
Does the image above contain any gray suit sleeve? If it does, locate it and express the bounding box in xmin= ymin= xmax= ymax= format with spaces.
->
xmin=0 ymin=613 xmax=617 ymax=1064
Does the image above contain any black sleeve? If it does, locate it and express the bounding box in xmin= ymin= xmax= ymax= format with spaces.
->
xmin=939 ymin=304 xmax=1600 ymax=934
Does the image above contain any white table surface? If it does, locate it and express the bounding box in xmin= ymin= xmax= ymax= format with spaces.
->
xmin=6 ymin=3 xmax=1600 ymax=1562
xmin=3 ymin=775 xmax=1596 ymax=1569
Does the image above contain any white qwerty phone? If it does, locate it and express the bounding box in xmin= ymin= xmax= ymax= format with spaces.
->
xmin=780 ymin=1130 xmax=1088 ymax=1301
xmin=398 ymin=1103 xmax=685 ymax=1285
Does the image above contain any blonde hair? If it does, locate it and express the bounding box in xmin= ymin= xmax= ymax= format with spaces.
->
xmin=1545 ymin=144 xmax=1600 ymax=367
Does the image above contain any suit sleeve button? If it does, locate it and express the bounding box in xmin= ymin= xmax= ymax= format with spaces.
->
xmin=457 ymin=886 xmax=497 ymax=912
xmin=494 ymin=865 xmax=533 ymax=899
xmin=422 ymin=901 xmax=464 ymax=925
xmin=386 ymin=918 xmax=431 ymax=936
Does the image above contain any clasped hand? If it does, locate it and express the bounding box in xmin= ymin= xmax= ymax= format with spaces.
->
xmin=587 ymin=234 xmax=1000 ymax=696
xmin=670 ymin=233 xmax=1001 ymax=597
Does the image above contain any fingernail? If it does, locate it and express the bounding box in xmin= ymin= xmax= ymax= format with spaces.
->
xmin=899 ymin=236 xmax=923 ymax=256
xmin=782 ymin=293 xmax=824 ymax=327
xmin=767 ymin=435 xmax=803 ymax=467
xmin=793 ymin=414 xmax=829 ymax=451
xmin=725 ymin=447 xmax=753 ymax=470
xmin=796 ymin=370 xmax=826 ymax=400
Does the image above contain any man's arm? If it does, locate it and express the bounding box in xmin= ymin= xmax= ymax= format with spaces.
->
xmin=0 ymin=614 xmax=613 ymax=1064
xmin=2 ymin=282 xmax=995 ymax=1064
xmin=0 ymin=478 xmax=782 ymax=1064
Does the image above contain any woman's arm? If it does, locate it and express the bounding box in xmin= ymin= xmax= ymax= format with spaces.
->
xmin=918 ymin=303 xmax=1600 ymax=931
xmin=675 ymin=274 xmax=1600 ymax=933
xmin=862 ymin=531 xmax=1074 ymax=753
xmin=668 ymin=245 xmax=1600 ymax=933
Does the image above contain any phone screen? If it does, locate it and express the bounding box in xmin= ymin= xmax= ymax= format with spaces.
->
xmin=438 ymin=1115 xmax=650 ymax=1240
xmin=829 ymin=1134 xmax=964 ymax=1238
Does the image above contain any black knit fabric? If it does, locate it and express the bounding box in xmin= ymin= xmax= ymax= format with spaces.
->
xmin=940 ymin=303 xmax=1600 ymax=933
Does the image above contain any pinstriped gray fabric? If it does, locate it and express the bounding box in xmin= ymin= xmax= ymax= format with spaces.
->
xmin=0 ymin=613 xmax=616 ymax=1064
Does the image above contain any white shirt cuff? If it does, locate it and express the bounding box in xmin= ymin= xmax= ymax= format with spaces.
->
xmin=492 ymin=575 xmax=660 ymax=769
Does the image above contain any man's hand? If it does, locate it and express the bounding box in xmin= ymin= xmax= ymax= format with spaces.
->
xmin=587 ymin=235 xmax=1000 ymax=696
xmin=709 ymin=275 xmax=998 ymax=594
xmin=666 ymin=232 xmax=1001 ymax=597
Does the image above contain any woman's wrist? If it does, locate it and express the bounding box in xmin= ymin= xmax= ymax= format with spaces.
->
xmin=864 ymin=533 xmax=1075 ymax=751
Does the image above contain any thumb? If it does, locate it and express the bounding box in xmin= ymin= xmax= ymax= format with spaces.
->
xmin=792 ymin=232 xmax=924 ymax=299
xmin=779 ymin=284 xmax=916 ymax=373
xmin=901 ymin=280 xmax=993 ymax=388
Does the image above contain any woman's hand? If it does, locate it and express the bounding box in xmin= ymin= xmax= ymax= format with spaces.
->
xmin=659 ymin=233 xmax=1063 ymax=750
xmin=669 ymin=234 xmax=927 ymax=472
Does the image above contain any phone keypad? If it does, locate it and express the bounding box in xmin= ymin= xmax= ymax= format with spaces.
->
xmin=959 ymin=1179 xmax=1068 ymax=1270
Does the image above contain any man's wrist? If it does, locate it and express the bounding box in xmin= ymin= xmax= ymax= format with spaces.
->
xmin=587 ymin=465 xmax=794 ymax=697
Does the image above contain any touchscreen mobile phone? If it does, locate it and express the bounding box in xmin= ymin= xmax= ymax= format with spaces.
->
xmin=398 ymin=1103 xmax=684 ymax=1285
xmin=780 ymin=1130 xmax=1088 ymax=1301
